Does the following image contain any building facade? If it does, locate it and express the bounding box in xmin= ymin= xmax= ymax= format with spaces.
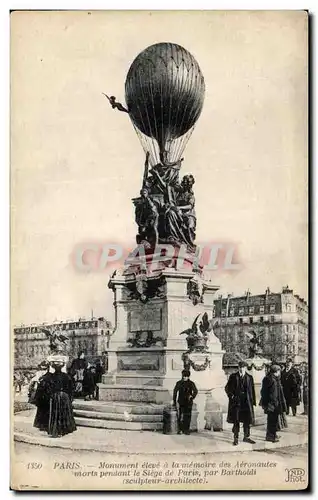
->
xmin=13 ymin=317 xmax=112 ymax=371
xmin=213 ymin=286 xmax=308 ymax=366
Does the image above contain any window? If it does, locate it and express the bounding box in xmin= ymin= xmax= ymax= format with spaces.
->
xmin=270 ymin=305 xmax=276 ymax=313
xmin=239 ymin=318 xmax=243 ymax=324
xmin=249 ymin=317 xmax=253 ymax=324
xmin=260 ymin=316 xmax=264 ymax=323
xmin=249 ymin=307 xmax=254 ymax=315
xmin=221 ymin=310 xmax=226 ymax=317
xmin=230 ymin=309 xmax=235 ymax=317
xmin=260 ymin=306 xmax=265 ymax=314
xmin=286 ymin=324 xmax=290 ymax=333
xmin=287 ymin=304 xmax=292 ymax=312
xmin=239 ymin=308 xmax=244 ymax=316
xmin=270 ymin=316 xmax=275 ymax=323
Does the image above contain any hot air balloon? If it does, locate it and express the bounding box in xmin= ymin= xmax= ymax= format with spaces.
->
xmin=125 ymin=42 xmax=205 ymax=166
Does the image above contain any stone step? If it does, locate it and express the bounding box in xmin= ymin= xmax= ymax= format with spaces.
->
xmin=75 ymin=416 xmax=163 ymax=431
xmin=73 ymin=409 xmax=163 ymax=423
xmin=73 ymin=400 xmax=164 ymax=415
xmin=97 ymin=384 xmax=170 ymax=404
xmin=103 ymin=373 xmax=164 ymax=387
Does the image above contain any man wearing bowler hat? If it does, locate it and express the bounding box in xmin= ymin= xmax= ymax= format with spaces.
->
xmin=225 ymin=361 xmax=256 ymax=445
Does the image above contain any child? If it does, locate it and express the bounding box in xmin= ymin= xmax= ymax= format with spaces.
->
xmin=173 ymin=370 xmax=198 ymax=435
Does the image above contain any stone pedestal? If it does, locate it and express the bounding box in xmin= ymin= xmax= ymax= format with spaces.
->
xmin=98 ymin=267 xmax=227 ymax=430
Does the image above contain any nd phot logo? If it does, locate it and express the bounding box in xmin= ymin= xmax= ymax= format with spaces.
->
xmin=285 ymin=468 xmax=305 ymax=483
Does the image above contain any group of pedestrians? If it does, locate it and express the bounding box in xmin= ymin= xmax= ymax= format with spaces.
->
xmin=68 ymin=351 xmax=105 ymax=400
xmin=225 ymin=359 xmax=306 ymax=446
xmin=29 ymin=352 xmax=105 ymax=438
xmin=27 ymin=352 xmax=306 ymax=441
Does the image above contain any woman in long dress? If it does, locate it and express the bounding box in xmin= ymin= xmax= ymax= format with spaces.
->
xmin=48 ymin=361 xmax=77 ymax=438
xmin=32 ymin=362 xmax=53 ymax=432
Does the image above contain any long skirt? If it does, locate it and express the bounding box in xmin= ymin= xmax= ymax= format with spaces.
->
xmin=277 ymin=412 xmax=288 ymax=431
xmin=34 ymin=403 xmax=50 ymax=431
xmin=48 ymin=391 xmax=77 ymax=438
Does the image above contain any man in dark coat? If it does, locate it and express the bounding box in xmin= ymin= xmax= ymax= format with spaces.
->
xmin=225 ymin=361 xmax=256 ymax=445
xmin=83 ymin=364 xmax=96 ymax=401
xmin=281 ymin=359 xmax=301 ymax=416
xmin=69 ymin=351 xmax=87 ymax=397
xmin=94 ymin=359 xmax=105 ymax=400
xmin=261 ymin=364 xmax=287 ymax=442
xmin=173 ymin=370 xmax=198 ymax=435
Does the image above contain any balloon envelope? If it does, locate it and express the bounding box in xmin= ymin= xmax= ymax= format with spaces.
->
xmin=125 ymin=42 xmax=205 ymax=155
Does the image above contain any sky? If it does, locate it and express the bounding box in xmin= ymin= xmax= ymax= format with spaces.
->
xmin=11 ymin=10 xmax=308 ymax=326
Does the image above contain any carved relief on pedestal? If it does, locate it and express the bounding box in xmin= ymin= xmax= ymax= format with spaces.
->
xmin=180 ymin=311 xmax=212 ymax=353
xmin=127 ymin=330 xmax=166 ymax=348
xmin=182 ymin=352 xmax=211 ymax=372
xmin=127 ymin=274 xmax=166 ymax=303
xmin=187 ymin=275 xmax=205 ymax=305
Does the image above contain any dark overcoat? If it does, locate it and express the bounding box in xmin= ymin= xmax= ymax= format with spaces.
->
xmin=83 ymin=368 xmax=96 ymax=396
xmin=260 ymin=374 xmax=287 ymax=414
xmin=281 ymin=367 xmax=301 ymax=406
xmin=225 ymin=372 xmax=256 ymax=425
xmin=33 ymin=372 xmax=53 ymax=432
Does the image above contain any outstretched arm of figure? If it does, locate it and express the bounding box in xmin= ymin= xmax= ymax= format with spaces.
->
xmin=102 ymin=93 xmax=111 ymax=102
xmin=102 ymin=93 xmax=129 ymax=113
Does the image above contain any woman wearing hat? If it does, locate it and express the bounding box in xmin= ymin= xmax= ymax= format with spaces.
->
xmin=261 ymin=364 xmax=287 ymax=443
xmin=47 ymin=359 xmax=77 ymax=438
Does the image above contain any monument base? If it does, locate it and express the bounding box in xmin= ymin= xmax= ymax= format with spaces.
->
xmin=98 ymin=267 xmax=227 ymax=430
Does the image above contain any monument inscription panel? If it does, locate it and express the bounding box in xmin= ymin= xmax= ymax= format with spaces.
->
xmin=118 ymin=354 xmax=160 ymax=371
xmin=129 ymin=308 xmax=162 ymax=332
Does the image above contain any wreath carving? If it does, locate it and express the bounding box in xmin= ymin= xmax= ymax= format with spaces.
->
xmin=182 ymin=352 xmax=210 ymax=372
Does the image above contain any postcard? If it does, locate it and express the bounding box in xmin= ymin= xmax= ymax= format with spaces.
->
xmin=11 ymin=10 xmax=308 ymax=491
